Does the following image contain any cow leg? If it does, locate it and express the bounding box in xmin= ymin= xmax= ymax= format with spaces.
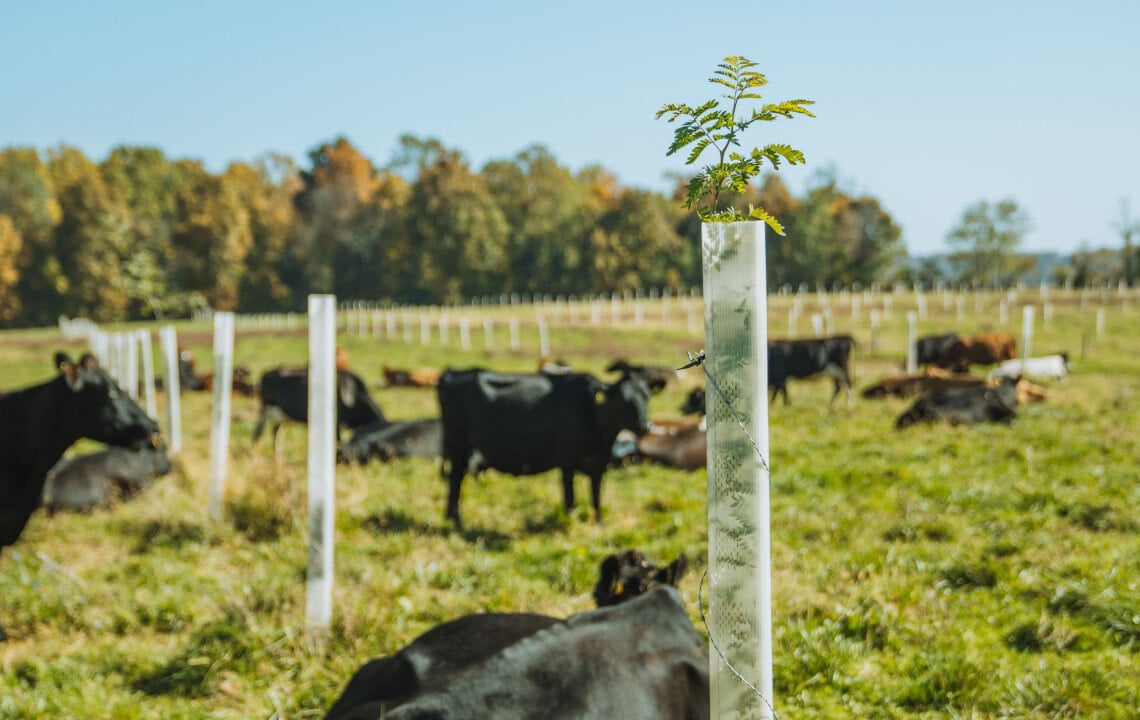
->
xmin=445 ymin=457 xmax=468 ymax=530
xmin=561 ymin=469 xmax=576 ymax=514
xmin=588 ymin=472 xmax=603 ymax=522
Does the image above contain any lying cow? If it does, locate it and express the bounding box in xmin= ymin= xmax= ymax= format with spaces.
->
xmin=932 ymin=332 xmax=1017 ymax=371
xmin=437 ymin=368 xmax=651 ymax=529
xmin=382 ymin=364 xmax=442 ymax=388
xmin=42 ymin=446 xmax=172 ymax=514
xmin=988 ymin=353 xmax=1070 ymax=382
xmin=323 ymin=550 xmax=696 ymax=720
xmin=895 ymin=379 xmax=1020 ymax=429
xmin=631 ymin=418 xmax=707 ymax=471
xmin=768 ymin=335 xmax=855 ymax=404
xmin=337 ymin=418 xmax=442 ymax=464
xmin=252 ymin=367 xmax=389 ymax=451
xmin=865 ymin=369 xmax=1045 ymax=405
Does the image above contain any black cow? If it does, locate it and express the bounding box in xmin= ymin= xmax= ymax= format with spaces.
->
xmin=768 ymin=335 xmax=855 ymax=404
xmin=895 ymin=379 xmax=1019 ymax=429
xmin=1 ymin=353 xmax=161 ymax=640
xmin=252 ymin=367 xmax=389 ymax=450
xmin=915 ymin=332 xmax=960 ymax=366
xmin=323 ymin=551 xmax=695 ymax=720
xmin=337 ymin=418 xmax=442 ymax=465
xmin=437 ymin=369 xmax=651 ymax=529
xmin=43 ymin=445 xmax=172 ymax=514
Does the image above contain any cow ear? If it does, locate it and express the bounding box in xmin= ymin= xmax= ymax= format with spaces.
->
xmin=662 ymin=554 xmax=689 ymax=586
xmin=59 ymin=357 xmax=84 ymax=391
xmin=593 ymin=554 xmax=622 ymax=606
xmin=339 ymin=374 xmax=357 ymax=407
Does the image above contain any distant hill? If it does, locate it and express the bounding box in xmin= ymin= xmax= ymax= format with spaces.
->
xmin=908 ymin=250 xmax=1071 ymax=285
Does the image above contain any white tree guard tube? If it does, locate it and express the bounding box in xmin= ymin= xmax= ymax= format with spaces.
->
xmin=701 ymin=222 xmax=774 ymax=720
xmin=906 ymin=312 xmax=918 ymax=375
xmin=137 ymin=329 xmax=158 ymax=420
xmin=208 ymin=312 xmax=235 ymax=521
xmin=306 ymin=295 xmax=337 ymax=631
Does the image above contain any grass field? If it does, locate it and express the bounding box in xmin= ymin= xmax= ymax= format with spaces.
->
xmin=2 ymin=289 xmax=1138 ymax=719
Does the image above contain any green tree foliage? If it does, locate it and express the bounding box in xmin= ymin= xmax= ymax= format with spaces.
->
xmin=405 ymin=148 xmax=508 ymax=303
xmin=45 ymin=145 xmax=132 ymax=321
xmin=99 ymin=146 xmax=180 ymax=319
xmin=590 ymin=189 xmax=685 ymax=292
xmin=946 ymin=199 xmax=1033 ymax=287
xmin=1112 ymin=198 xmax=1138 ymax=286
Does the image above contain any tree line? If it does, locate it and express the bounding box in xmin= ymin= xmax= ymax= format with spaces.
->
xmin=2 ymin=134 xmax=1126 ymax=329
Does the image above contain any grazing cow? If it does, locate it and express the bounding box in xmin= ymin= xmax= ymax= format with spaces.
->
xmin=42 ymin=446 xmax=172 ymax=514
xmin=337 ymin=418 xmax=442 ymax=464
xmin=988 ymin=353 xmax=1071 ymax=382
xmin=895 ymin=379 xmax=1020 ymax=429
xmin=382 ymin=364 xmax=443 ymax=388
xmin=768 ymin=335 xmax=856 ymax=404
xmin=1 ymin=353 xmax=161 ymax=640
xmin=680 ymin=388 xmax=706 ymax=416
xmin=915 ymin=332 xmax=961 ymax=366
xmin=201 ymin=364 xmax=257 ymax=397
xmin=631 ymin=418 xmax=707 ymax=471
xmin=931 ymin=332 xmax=1017 ymax=371
xmin=323 ymin=551 xmax=698 ymax=720
xmin=252 ymin=367 xmax=389 ymax=450
xmin=607 ymin=358 xmax=676 ymax=393
xmin=437 ymin=369 xmax=651 ymax=529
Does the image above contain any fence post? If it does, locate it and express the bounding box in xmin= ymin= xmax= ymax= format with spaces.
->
xmin=136 ymin=329 xmax=158 ymax=419
xmin=906 ymin=312 xmax=918 ymax=375
xmin=159 ymin=326 xmax=182 ymax=455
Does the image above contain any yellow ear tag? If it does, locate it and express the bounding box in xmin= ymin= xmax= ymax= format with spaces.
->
xmin=614 ymin=582 xmax=623 ymax=596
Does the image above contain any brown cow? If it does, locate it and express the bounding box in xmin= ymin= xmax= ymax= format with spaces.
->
xmin=863 ymin=368 xmax=1044 ymax=404
xmin=932 ymin=332 xmax=1017 ymax=372
xmin=383 ymin=364 xmax=442 ymax=388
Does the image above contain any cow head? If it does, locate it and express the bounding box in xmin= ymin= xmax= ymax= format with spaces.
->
xmin=597 ymin=374 xmax=651 ymax=438
xmin=58 ymin=353 xmax=162 ymax=451
xmin=986 ymin=377 xmax=1020 ymax=423
xmin=680 ymin=388 xmax=705 ymax=416
xmin=594 ymin=550 xmax=689 ymax=607
xmin=606 ymin=358 xmax=674 ymax=394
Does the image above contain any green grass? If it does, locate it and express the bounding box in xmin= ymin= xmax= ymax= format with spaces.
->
xmin=2 ymin=289 xmax=1138 ymax=719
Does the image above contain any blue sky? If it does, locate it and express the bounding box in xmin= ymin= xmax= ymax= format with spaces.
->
xmin=3 ymin=1 xmax=1137 ymax=256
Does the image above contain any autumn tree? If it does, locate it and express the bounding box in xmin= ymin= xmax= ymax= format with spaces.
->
xmin=292 ymin=137 xmax=381 ymax=298
xmin=0 ymin=215 xmax=22 ymax=322
xmin=946 ymin=199 xmax=1033 ymax=287
xmin=0 ymin=147 xmax=62 ymax=325
xmin=169 ymin=159 xmax=253 ymax=311
xmin=227 ymin=155 xmax=302 ymax=311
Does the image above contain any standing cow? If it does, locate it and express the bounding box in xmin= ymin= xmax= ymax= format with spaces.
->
xmin=1 ymin=353 xmax=161 ymax=640
xmin=252 ymin=367 xmax=390 ymax=451
xmin=437 ymin=368 xmax=651 ymax=529
xmin=767 ymin=335 xmax=855 ymax=404
xmin=931 ymin=332 xmax=1017 ymax=371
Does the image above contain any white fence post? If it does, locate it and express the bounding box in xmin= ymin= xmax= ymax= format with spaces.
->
xmin=906 ymin=312 xmax=918 ymax=375
xmin=136 ymin=329 xmax=157 ymax=420
xmin=306 ymin=294 xmax=337 ymax=633
xmin=159 ymin=326 xmax=182 ymax=455
xmin=208 ymin=312 xmax=235 ymax=521
xmin=1021 ymin=305 xmax=1035 ymax=374
xmin=702 ymin=221 xmax=773 ymax=720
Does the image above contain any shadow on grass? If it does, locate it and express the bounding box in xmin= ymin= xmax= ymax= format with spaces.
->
xmin=360 ymin=509 xmax=435 ymax=535
xmin=126 ymin=519 xmax=206 ymax=554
